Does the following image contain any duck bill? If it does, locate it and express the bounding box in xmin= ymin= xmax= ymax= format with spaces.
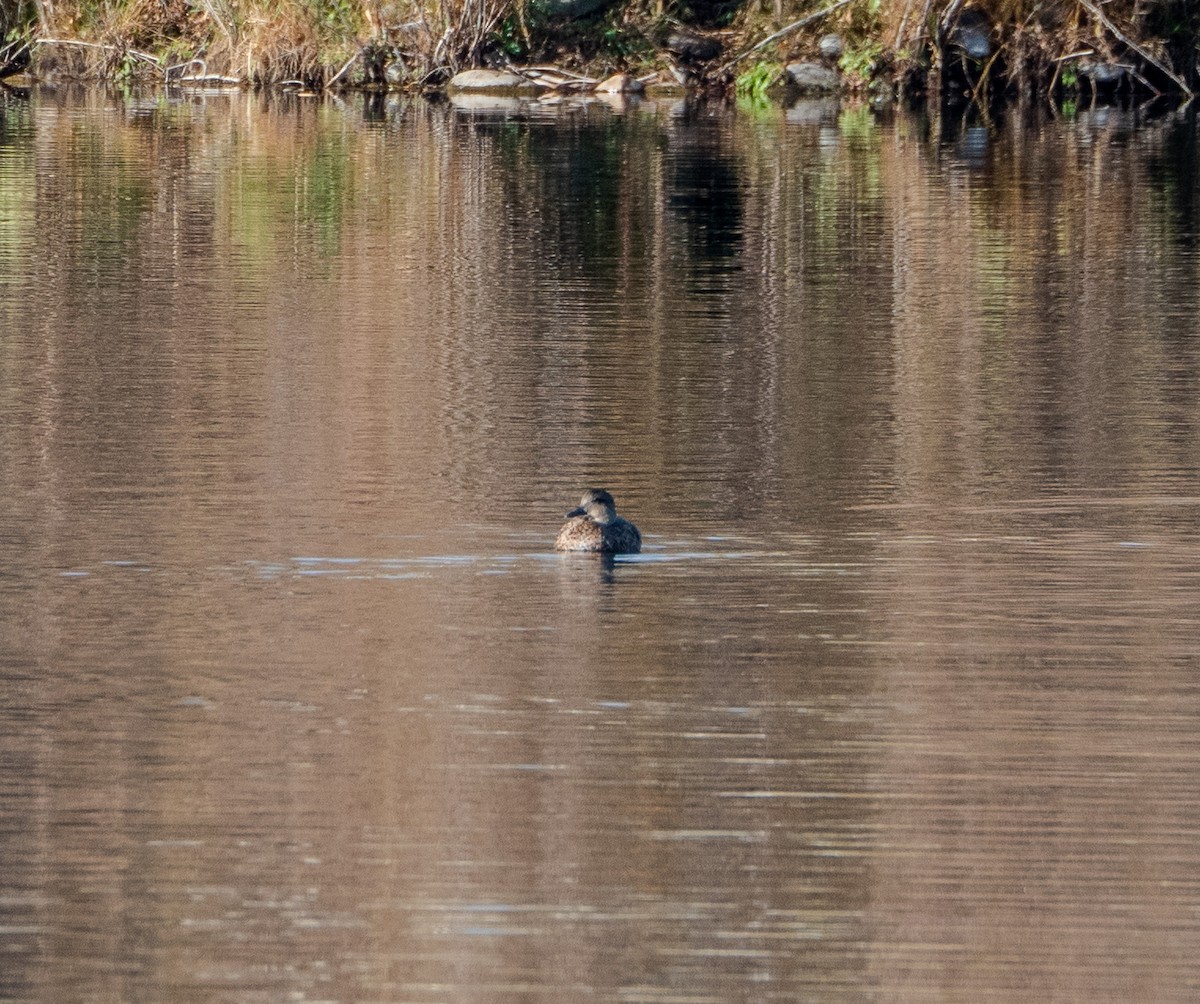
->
xmin=566 ymin=506 xmax=586 ymax=518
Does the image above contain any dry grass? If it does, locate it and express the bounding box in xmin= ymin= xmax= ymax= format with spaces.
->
xmin=17 ymin=0 xmax=1200 ymax=93
xmin=880 ymin=0 xmax=1195 ymax=96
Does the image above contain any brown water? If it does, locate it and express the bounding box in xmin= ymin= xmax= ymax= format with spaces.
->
xmin=2 ymin=87 xmax=1200 ymax=1001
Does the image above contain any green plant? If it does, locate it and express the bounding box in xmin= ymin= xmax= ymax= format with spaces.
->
xmin=116 ymin=50 xmax=138 ymax=82
xmin=839 ymin=41 xmax=882 ymax=82
xmin=735 ymin=59 xmax=780 ymax=100
xmin=491 ymin=13 xmax=527 ymax=58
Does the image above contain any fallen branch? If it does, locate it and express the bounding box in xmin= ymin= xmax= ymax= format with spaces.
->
xmin=176 ymin=73 xmax=242 ymax=85
xmin=1076 ymin=0 xmax=1192 ymax=98
xmin=37 ymin=37 xmax=160 ymax=67
xmin=165 ymin=58 xmax=240 ymax=85
xmin=1124 ymin=65 xmax=1159 ymax=98
xmin=327 ymin=50 xmax=360 ymax=88
xmin=718 ymin=0 xmax=853 ymax=75
xmin=520 ymin=64 xmax=597 ymax=82
xmin=521 ymin=67 xmax=598 ymax=90
xmin=166 ymin=57 xmax=203 ymax=77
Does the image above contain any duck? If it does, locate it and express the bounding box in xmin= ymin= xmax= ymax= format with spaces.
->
xmin=554 ymin=489 xmax=642 ymax=554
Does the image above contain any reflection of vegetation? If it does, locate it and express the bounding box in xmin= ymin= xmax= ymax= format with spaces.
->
xmin=0 ymin=101 xmax=33 ymax=333
xmin=229 ymin=126 xmax=354 ymax=263
xmin=488 ymin=117 xmax=646 ymax=274
xmin=836 ymin=104 xmax=877 ymax=143
xmin=11 ymin=94 xmax=1200 ymax=524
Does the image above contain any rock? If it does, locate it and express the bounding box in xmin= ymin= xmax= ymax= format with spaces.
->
xmin=785 ymin=62 xmax=842 ymax=94
xmin=446 ymin=69 xmax=540 ymax=95
xmin=818 ymin=33 xmax=844 ymax=62
xmin=1080 ymin=61 xmax=1126 ymax=86
xmin=595 ymin=72 xmax=643 ymax=94
xmin=532 ymin=0 xmax=614 ymax=18
xmin=666 ymin=31 xmax=723 ymax=63
xmin=385 ymin=60 xmax=406 ymax=86
xmin=950 ymin=10 xmax=991 ymax=61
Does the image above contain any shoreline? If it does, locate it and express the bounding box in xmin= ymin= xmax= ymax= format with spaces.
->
xmin=3 ymin=1 xmax=1197 ymax=106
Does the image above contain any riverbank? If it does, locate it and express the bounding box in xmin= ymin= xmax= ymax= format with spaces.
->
xmin=2 ymin=0 xmax=1196 ymax=103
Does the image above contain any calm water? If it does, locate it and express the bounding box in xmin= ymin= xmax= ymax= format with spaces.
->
xmin=2 ymin=87 xmax=1200 ymax=1001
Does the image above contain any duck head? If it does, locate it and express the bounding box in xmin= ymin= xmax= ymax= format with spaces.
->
xmin=566 ymin=488 xmax=618 ymax=525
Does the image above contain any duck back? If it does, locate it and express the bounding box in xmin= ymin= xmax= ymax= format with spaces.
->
xmin=555 ymin=515 xmax=641 ymax=554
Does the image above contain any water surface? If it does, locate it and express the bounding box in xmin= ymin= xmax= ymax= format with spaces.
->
xmin=2 ymin=88 xmax=1200 ymax=1001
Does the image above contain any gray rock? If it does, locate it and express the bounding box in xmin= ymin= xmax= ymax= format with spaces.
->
xmin=1080 ymin=61 xmax=1126 ymax=85
xmin=785 ymin=62 xmax=842 ymax=94
xmin=532 ymin=0 xmax=614 ymax=18
xmin=667 ymin=31 xmax=722 ymax=63
xmin=385 ymin=60 xmax=406 ymax=86
xmin=818 ymin=33 xmax=844 ymax=62
xmin=446 ymin=69 xmax=540 ymax=95
xmin=950 ymin=11 xmax=991 ymax=60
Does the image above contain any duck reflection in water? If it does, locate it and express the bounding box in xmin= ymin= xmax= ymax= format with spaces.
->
xmin=555 ymin=489 xmax=642 ymax=554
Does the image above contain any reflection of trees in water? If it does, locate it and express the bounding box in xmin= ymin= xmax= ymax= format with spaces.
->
xmin=13 ymin=95 xmax=1200 ymax=532
xmin=479 ymin=109 xmax=747 ymax=281
xmin=664 ymin=127 xmax=745 ymax=267
xmin=485 ymin=116 xmax=649 ymax=280
xmin=1146 ymin=113 xmax=1199 ymax=250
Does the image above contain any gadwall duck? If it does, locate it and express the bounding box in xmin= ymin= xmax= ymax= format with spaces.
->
xmin=554 ymin=489 xmax=642 ymax=554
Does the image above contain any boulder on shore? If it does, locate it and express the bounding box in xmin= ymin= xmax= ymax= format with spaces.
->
xmin=666 ymin=31 xmax=723 ymax=63
xmin=1080 ymin=61 xmax=1126 ymax=86
xmin=949 ymin=9 xmax=992 ymax=60
xmin=785 ymin=62 xmax=842 ymax=94
xmin=533 ymin=0 xmax=614 ymax=18
xmin=447 ymin=69 xmax=540 ymax=95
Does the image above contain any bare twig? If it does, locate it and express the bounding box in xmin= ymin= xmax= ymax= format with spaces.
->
xmin=938 ymin=0 xmax=966 ymax=34
xmin=1047 ymin=59 xmax=1062 ymax=110
xmin=894 ymin=0 xmax=917 ymax=50
xmin=167 ymin=62 xmax=241 ymax=84
xmin=196 ymin=0 xmax=236 ymax=45
xmin=967 ymin=44 xmax=1004 ymax=103
xmin=1076 ymin=0 xmax=1192 ymax=97
xmin=177 ymin=74 xmax=242 ymax=84
xmin=717 ymin=0 xmax=853 ymax=75
xmin=913 ymin=0 xmax=936 ymax=49
xmin=1053 ymin=49 xmax=1094 ymax=62
xmin=165 ymin=57 xmax=206 ymax=80
xmin=520 ymin=64 xmax=597 ymax=82
xmin=327 ymin=50 xmax=360 ymax=87
xmin=1126 ymin=65 xmax=1160 ymax=98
